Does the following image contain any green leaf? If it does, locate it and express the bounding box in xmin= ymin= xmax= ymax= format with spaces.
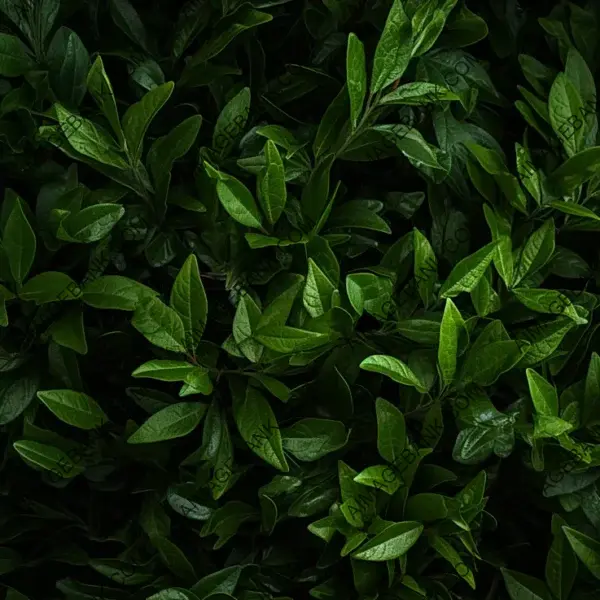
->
xmin=172 ymin=0 xmax=211 ymax=59
xmin=3 ymin=196 xmax=35 ymax=284
xmin=439 ymin=241 xmax=499 ymax=298
xmin=147 ymin=115 xmax=202 ymax=220
xmin=147 ymin=589 xmax=199 ymax=600
xmin=255 ymin=325 xmax=329 ymax=353
xmin=0 ymin=34 xmax=33 ymax=76
xmin=49 ymin=306 xmax=87 ymax=355
xmin=170 ymin=254 xmax=208 ymax=353
xmin=132 ymin=296 xmax=187 ymax=353
xmin=54 ymin=103 xmax=129 ymax=169
xmin=360 ymin=355 xmax=427 ymax=392
xmin=232 ymin=384 xmax=288 ymax=472
xmin=82 ymin=275 xmax=157 ymax=310
xmin=0 ymin=371 xmax=39 ymax=425
xmin=373 ymin=125 xmax=442 ymax=169
xmin=190 ymin=565 xmax=243 ymax=598
xmin=380 ymin=82 xmax=459 ymax=105
xmin=59 ymin=204 xmax=125 ymax=243
xmin=87 ymin=55 xmax=124 ymax=146
xmin=122 ymin=82 xmax=175 ymax=164
xmin=429 ymin=534 xmax=475 ymax=589
xmin=413 ymin=228 xmax=437 ymax=308
xmin=512 ymin=288 xmax=587 ymax=325
xmin=109 ymin=0 xmax=152 ymax=53
xmin=483 ymin=204 xmax=513 ymax=287
xmin=188 ymin=6 xmax=272 ymax=66
xmin=339 ymin=460 xmax=375 ymax=527
xmin=212 ymin=87 xmax=250 ymax=159
xmin=132 ymin=360 xmax=197 ymax=382
xmin=37 ymin=389 xmax=107 ymax=430
xmin=204 ymin=162 xmax=262 ymax=229
xmin=526 ymin=369 xmax=559 ymax=417
xmin=546 ymin=516 xmax=578 ymax=600
xmin=257 ymin=140 xmax=286 ymax=225
xmin=547 ymin=147 xmax=600 ymax=195
xmin=19 ymin=272 xmax=81 ymax=304
xmin=438 ymin=298 xmax=465 ymax=389
xmin=513 ymin=219 xmax=555 ymax=287
xmin=371 ymin=0 xmax=412 ymax=94
xmin=303 ymin=258 xmax=336 ymax=318
xmin=562 ymin=526 xmax=600 ymax=581
xmin=47 ymin=27 xmax=90 ymax=108
xmin=127 ymin=402 xmax=207 ymax=444
xmin=301 ymin=155 xmax=335 ymax=227
xmin=352 ymin=522 xmax=423 ymax=561
xmin=376 ymin=397 xmax=406 ymax=464
xmin=549 ymin=73 xmax=587 ymax=158
xmin=13 ymin=440 xmax=85 ymax=478
xmin=347 ymin=33 xmax=367 ymax=129
xmin=501 ymin=568 xmax=553 ymax=600
xmin=281 ymin=418 xmax=347 ymax=461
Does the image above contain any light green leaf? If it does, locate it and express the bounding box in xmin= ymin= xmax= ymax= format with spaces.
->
xmin=562 ymin=526 xmax=600 ymax=581
xmin=59 ymin=204 xmax=125 ymax=243
xmin=13 ymin=440 xmax=85 ymax=478
xmin=549 ymin=73 xmax=587 ymax=157
xmin=54 ymin=103 xmax=129 ymax=169
xmin=513 ymin=219 xmax=555 ymax=287
xmin=347 ymin=33 xmax=367 ymax=129
xmin=132 ymin=360 xmax=196 ymax=382
xmin=381 ymin=82 xmax=459 ymax=105
xmin=303 ymin=258 xmax=336 ymax=318
xmin=413 ymin=228 xmax=437 ymax=307
xmin=526 ymin=369 xmax=559 ymax=417
xmin=352 ymin=522 xmax=423 ymax=561
xmin=127 ymin=402 xmax=207 ymax=444
xmin=170 ymin=254 xmax=208 ymax=353
xmin=371 ymin=0 xmax=412 ymax=94
xmin=512 ymin=288 xmax=587 ymax=325
xmin=547 ymin=147 xmax=600 ymax=195
xmin=87 ymin=55 xmax=124 ymax=146
xmin=483 ymin=204 xmax=513 ymax=287
xmin=204 ymin=162 xmax=262 ymax=229
xmin=376 ymin=397 xmax=405 ymax=464
xmin=255 ymin=325 xmax=329 ymax=354
xmin=37 ymin=389 xmax=107 ymax=430
xmin=132 ymin=296 xmax=187 ymax=353
xmin=258 ymin=140 xmax=286 ymax=225
xmin=439 ymin=241 xmax=499 ymax=298
xmin=360 ymin=355 xmax=427 ymax=392
xmin=438 ymin=298 xmax=464 ymax=389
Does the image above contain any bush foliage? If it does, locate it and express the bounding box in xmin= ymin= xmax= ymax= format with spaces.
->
xmin=1 ymin=1 xmax=600 ymax=599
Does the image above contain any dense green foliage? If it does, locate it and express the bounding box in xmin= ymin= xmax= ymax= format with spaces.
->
xmin=1 ymin=0 xmax=600 ymax=599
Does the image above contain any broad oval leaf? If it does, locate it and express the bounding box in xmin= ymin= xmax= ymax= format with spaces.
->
xmin=127 ymin=402 xmax=207 ymax=444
